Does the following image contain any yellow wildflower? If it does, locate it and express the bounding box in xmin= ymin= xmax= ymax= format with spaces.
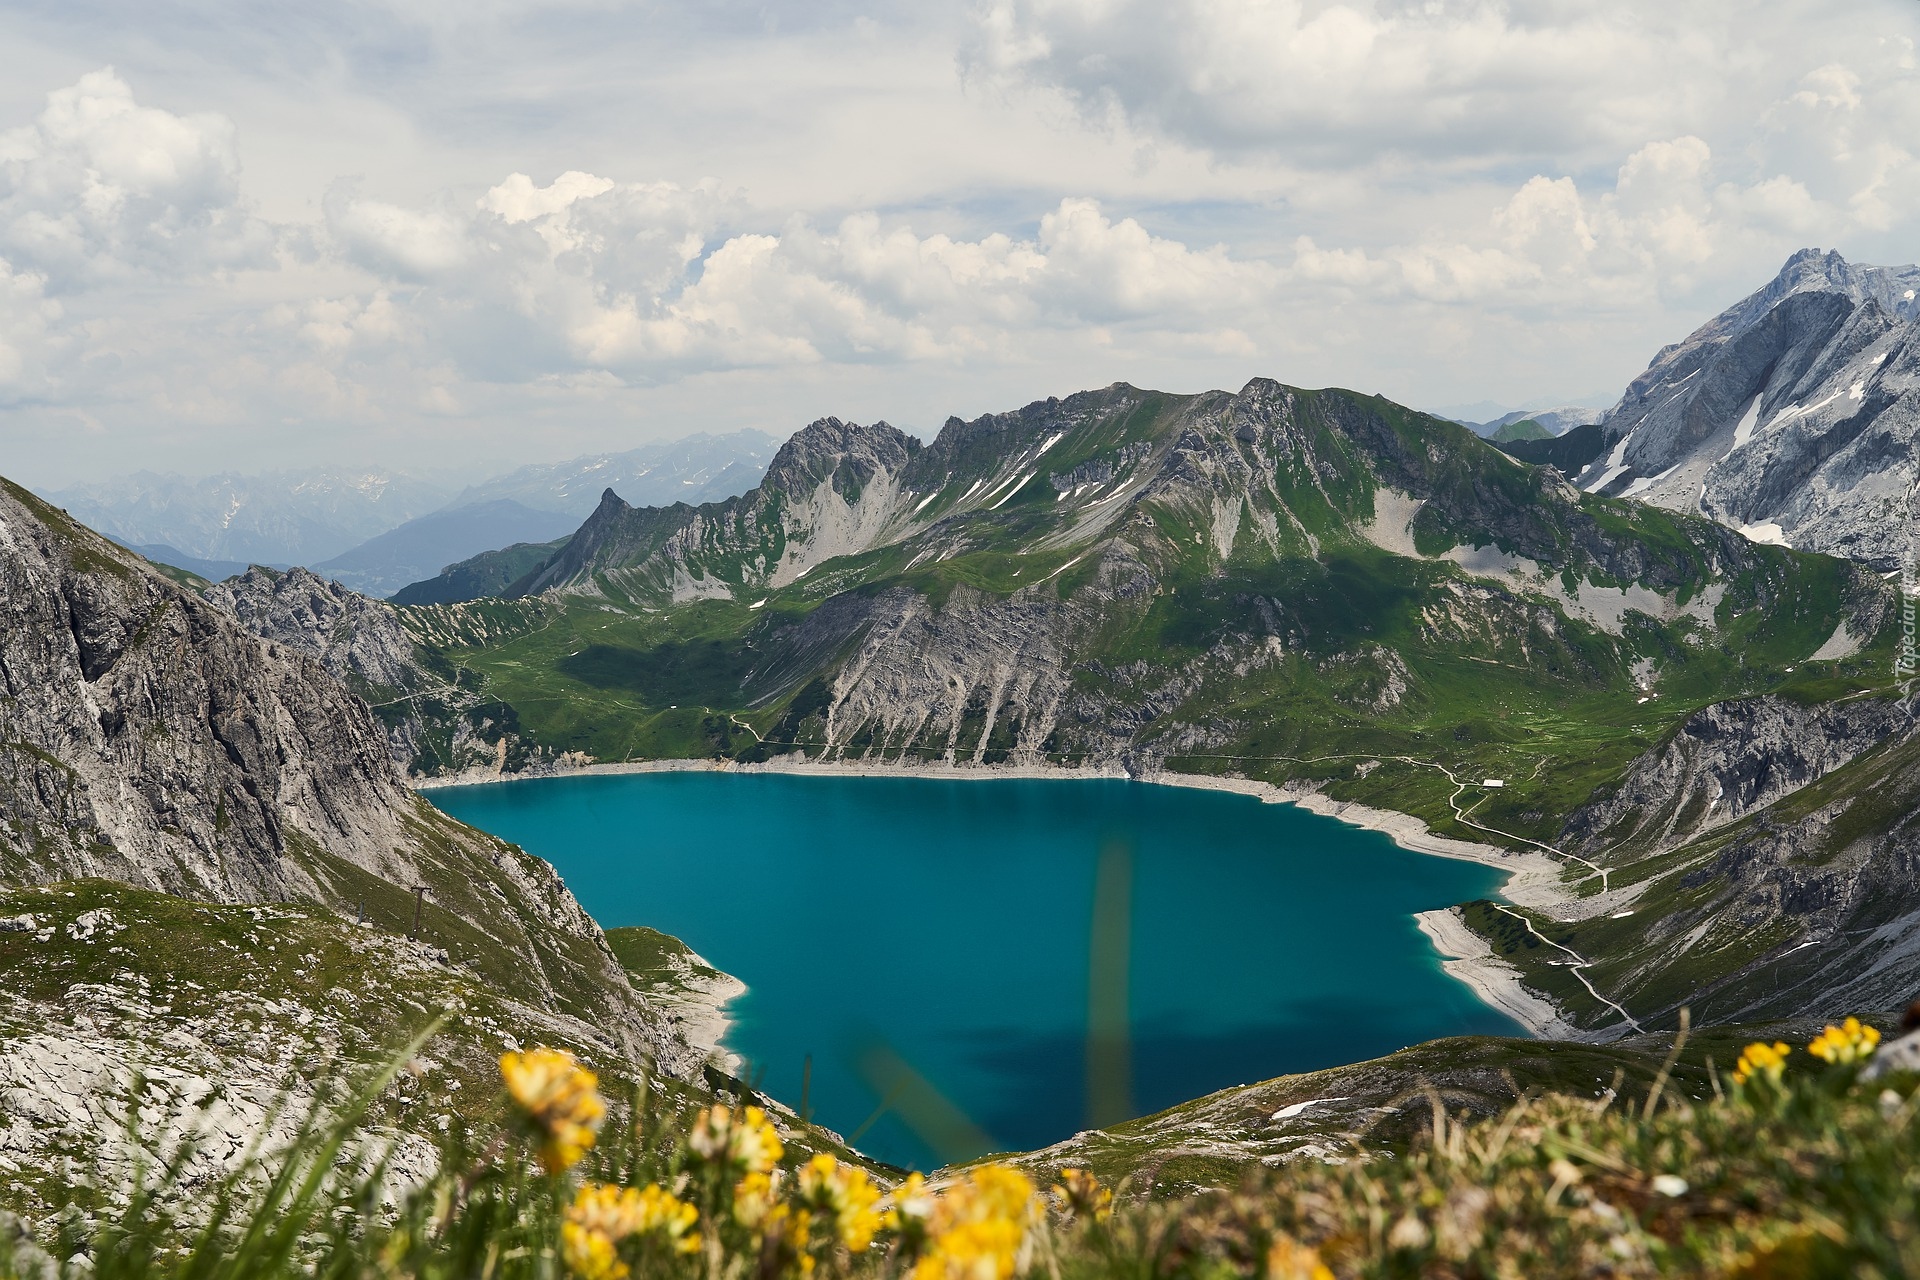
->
xmin=561 ymin=1182 xmax=700 ymax=1277
xmin=908 ymin=1165 xmax=1038 ymax=1280
xmin=796 ymin=1154 xmax=888 ymax=1252
xmin=1266 ymin=1234 xmax=1335 ymax=1280
xmin=633 ymin=1185 xmax=701 ymax=1254
xmin=500 ymin=1048 xmax=605 ymax=1174
xmin=913 ymin=1217 xmax=1025 ymax=1280
xmin=687 ymin=1104 xmax=783 ymax=1175
xmin=885 ymin=1172 xmax=936 ymax=1253
xmin=950 ymin=1166 xmax=1038 ymax=1225
xmin=1051 ymin=1168 xmax=1112 ymax=1223
xmin=568 ymin=1184 xmax=646 ymax=1240
xmin=560 ymin=1221 xmax=626 ymax=1280
xmin=1732 ymin=1040 xmax=1792 ymax=1086
xmin=889 ymin=1172 xmax=936 ymax=1222
xmin=759 ymin=1204 xmax=816 ymax=1276
xmin=733 ymin=1171 xmax=780 ymax=1231
xmin=1808 ymin=1017 xmax=1881 ymax=1065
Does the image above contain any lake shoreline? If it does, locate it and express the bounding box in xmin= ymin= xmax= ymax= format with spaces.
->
xmin=416 ymin=756 xmax=1581 ymax=1040
xmin=654 ymin=962 xmax=748 ymax=1075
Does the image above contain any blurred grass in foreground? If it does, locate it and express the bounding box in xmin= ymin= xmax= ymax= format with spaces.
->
xmin=0 ymin=1016 xmax=1914 ymax=1280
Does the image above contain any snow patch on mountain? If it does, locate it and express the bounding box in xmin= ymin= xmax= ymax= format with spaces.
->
xmin=1575 ymin=248 xmax=1920 ymax=569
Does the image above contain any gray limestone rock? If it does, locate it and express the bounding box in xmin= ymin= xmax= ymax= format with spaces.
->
xmin=0 ymin=482 xmax=412 ymax=900
xmin=1864 ymin=1027 xmax=1920 ymax=1079
xmin=0 ymin=478 xmax=699 ymax=1080
xmin=201 ymin=565 xmax=545 ymax=779
xmin=1577 ymin=248 xmax=1920 ymax=569
xmin=204 ymin=565 xmax=423 ymax=693
xmin=1562 ymin=690 xmax=1914 ymax=857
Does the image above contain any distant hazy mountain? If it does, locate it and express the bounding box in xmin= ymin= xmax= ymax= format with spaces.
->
xmin=377 ymin=430 xmax=778 ymax=603
xmin=1573 ymin=247 xmax=1920 ymax=568
xmin=389 ymin=537 xmax=570 ymax=606
xmin=1462 ymin=407 xmax=1605 ymax=439
xmin=448 ymin=430 xmax=778 ymax=518
xmin=315 ymin=499 xmax=579 ymax=598
xmin=41 ymin=432 xmax=774 ymax=592
xmin=47 ymin=468 xmax=454 ymax=567
xmin=112 ymin=541 xmax=278 ymax=583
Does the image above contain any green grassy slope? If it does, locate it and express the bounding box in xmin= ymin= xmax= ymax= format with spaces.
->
xmin=987 ymin=1018 xmax=1864 ymax=1196
xmin=0 ymin=880 xmax=877 ymax=1225
xmin=1490 ymin=417 xmax=1553 ymax=442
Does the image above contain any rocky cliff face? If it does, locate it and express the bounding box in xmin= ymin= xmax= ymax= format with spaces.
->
xmin=1540 ymin=704 xmax=1920 ymax=1029
xmin=1575 ymin=248 xmax=1920 ymax=569
xmin=0 ymin=479 xmax=695 ymax=1075
xmin=205 ymin=565 xmax=424 ymax=693
xmin=514 ymin=418 xmax=921 ymax=602
xmin=0 ymin=483 xmax=412 ymax=899
xmin=1562 ymin=687 xmax=1912 ymax=857
xmin=203 ymin=565 xmax=546 ymax=779
xmin=1454 ymin=679 xmax=1920 ymax=1033
xmin=1695 ymin=731 xmax=1920 ymax=1021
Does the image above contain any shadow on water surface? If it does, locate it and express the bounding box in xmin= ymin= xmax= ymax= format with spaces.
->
xmin=941 ymin=991 xmax=1517 ymax=1158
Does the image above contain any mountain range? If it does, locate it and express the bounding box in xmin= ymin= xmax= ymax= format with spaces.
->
xmin=305 ymin=253 xmax=1919 ymax=1049
xmin=357 ymin=433 xmax=780 ymax=599
xmin=41 ymin=430 xmax=779 ymax=598
xmin=312 ymin=498 xmax=581 ymax=597
xmin=1461 ymin=406 xmax=1604 ymax=439
xmin=6 ymin=248 xmax=1920 ymax=1206
xmin=48 ymin=467 xmax=457 ymax=567
xmin=446 ymin=430 xmax=778 ymax=517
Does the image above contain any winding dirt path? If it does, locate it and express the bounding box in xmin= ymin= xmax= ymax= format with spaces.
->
xmin=1491 ymin=903 xmax=1642 ymax=1031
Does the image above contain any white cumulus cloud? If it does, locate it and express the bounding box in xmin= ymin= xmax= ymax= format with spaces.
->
xmin=0 ymin=68 xmax=273 ymax=286
xmin=0 ymin=260 xmax=61 ymax=398
xmin=3 ymin=3 xmax=1920 ymax=485
xmin=965 ymin=0 xmax=1712 ymax=169
xmin=323 ymin=172 xmax=1275 ymax=378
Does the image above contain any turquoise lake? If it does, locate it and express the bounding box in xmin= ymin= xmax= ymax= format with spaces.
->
xmin=428 ymin=772 xmax=1523 ymax=1170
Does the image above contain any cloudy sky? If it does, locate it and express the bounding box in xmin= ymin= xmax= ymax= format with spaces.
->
xmin=2 ymin=0 xmax=1918 ymax=487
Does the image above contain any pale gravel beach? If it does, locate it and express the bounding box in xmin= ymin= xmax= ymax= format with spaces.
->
xmin=1414 ymin=908 xmax=1578 ymax=1039
xmin=415 ymin=755 xmax=1590 ymax=1039
xmin=650 ymin=962 xmax=748 ymax=1074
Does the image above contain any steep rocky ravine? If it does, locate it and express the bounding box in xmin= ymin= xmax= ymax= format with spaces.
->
xmin=204 ymin=565 xmax=547 ymax=778
xmin=0 ymin=478 xmax=696 ymax=1077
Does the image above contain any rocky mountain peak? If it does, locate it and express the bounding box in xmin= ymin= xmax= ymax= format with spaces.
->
xmin=760 ymin=417 xmax=920 ymax=502
xmin=203 ymin=565 xmax=420 ymax=692
xmin=1768 ymin=247 xmax=1920 ymax=320
xmin=1574 ymin=249 xmax=1920 ymax=569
